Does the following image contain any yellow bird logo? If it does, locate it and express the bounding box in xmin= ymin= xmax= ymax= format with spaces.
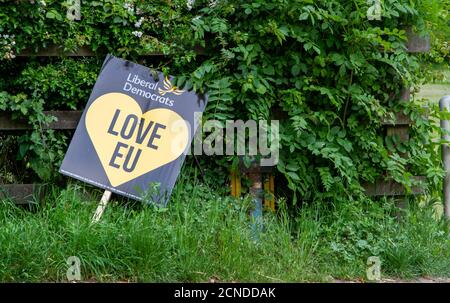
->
xmin=158 ymin=77 xmax=185 ymax=96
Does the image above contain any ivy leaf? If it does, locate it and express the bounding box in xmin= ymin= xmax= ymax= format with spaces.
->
xmin=291 ymin=64 xmax=301 ymax=76
xmin=113 ymin=17 xmax=123 ymax=23
xmin=287 ymin=172 xmax=300 ymax=181
xmin=18 ymin=144 xmax=29 ymax=160
xmin=286 ymin=163 xmax=299 ymax=171
xmin=46 ymin=11 xmax=56 ymax=19
xmin=46 ymin=10 xmax=63 ymax=21
xmin=299 ymin=12 xmax=309 ymax=20
xmin=256 ymin=86 xmax=267 ymax=94
xmin=263 ymin=65 xmax=275 ymax=75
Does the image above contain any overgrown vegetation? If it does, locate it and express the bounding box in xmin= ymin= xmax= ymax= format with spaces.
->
xmin=0 ymin=0 xmax=449 ymax=282
xmin=0 ymin=173 xmax=448 ymax=282
xmin=0 ymin=0 xmax=448 ymax=202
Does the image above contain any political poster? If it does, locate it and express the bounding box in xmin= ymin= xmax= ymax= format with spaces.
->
xmin=60 ymin=54 xmax=207 ymax=204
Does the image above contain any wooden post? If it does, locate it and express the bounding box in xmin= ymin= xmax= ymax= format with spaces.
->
xmin=91 ymin=190 xmax=112 ymax=223
xmin=230 ymin=170 xmax=241 ymax=198
xmin=263 ymin=175 xmax=275 ymax=211
xmin=386 ymin=87 xmax=411 ymax=215
xmin=248 ymin=169 xmax=263 ymax=239
xmin=440 ymin=95 xmax=450 ymax=220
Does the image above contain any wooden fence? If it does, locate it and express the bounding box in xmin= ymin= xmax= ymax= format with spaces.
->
xmin=0 ymin=29 xmax=431 ymax=204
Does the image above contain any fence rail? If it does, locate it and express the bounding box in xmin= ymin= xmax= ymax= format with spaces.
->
xmin=0 ymin=184 xmax=45 ymax=205
xmin=0 ymin=111 xmax=82 ymax=130
xmin=1 ymin=29 xmax=430 ymax=204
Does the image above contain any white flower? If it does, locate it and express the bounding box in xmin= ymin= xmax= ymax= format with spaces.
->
xmin=123 ymin=2 xmax=134 ymax=14
xmin=209 ymin=0 xmax=218 ymax=8
xmin=134 ymin=17 xmax=144 ymax=28
xmin=1 ymin=32 xmax=16 ymax=60
xmin=186 ymin=0 xmax=195 ymax=10
xmin=132 ymin=31 xmax=143 ymax=38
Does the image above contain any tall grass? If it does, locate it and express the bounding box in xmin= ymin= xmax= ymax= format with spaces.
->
xmin=0 ymin=175 xmax=448 ymax=282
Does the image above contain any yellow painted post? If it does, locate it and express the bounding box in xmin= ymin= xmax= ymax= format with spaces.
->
xmin=230 ymin=170 xmax=241 ymax=198
xmin=269 ymin=174 xmax=275 ymax=209
xmin=263 ymin=174 xmax=275 ymax=210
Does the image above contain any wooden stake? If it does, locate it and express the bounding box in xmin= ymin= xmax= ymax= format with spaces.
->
xmin=92 ymin=190 xmax=112 ymax=223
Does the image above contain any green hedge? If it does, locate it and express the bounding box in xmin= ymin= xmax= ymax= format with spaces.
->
xmin=0 ymin=0 xmax=448 ymax=203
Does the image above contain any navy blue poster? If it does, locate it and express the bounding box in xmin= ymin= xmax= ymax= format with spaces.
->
xmin=60 ymin=55 xmax=207 ymax=204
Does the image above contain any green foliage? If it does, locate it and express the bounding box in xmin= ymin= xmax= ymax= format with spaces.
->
xmin=17 ymin=59 xmax=100 ymax=110
xmin=0 ymin=180 xmax=448 ymax=281
xmin=186 ymin=0 xmax=448 ymax=203
xmin=313 ymin=196 xmax=450 ymax=278
xmin=0 ymin=91 xmax=65 ymax=180
xmin=0 ymin=0 xmax=448 ymax=203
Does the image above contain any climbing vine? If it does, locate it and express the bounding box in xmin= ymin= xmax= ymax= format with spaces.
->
xmin=0 ymin=0 xmax=448 ymax=203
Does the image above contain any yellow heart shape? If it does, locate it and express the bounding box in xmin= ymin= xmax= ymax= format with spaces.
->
xmin=85 ymin=93 xmax=189 ymax=187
